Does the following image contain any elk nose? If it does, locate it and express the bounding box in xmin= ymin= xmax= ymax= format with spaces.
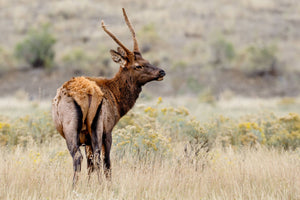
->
xmin=159 ymin=70 xmax=166 ymax=77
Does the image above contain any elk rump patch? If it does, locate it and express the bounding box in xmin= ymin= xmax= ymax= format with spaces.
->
xmin=53 ymin=76 xmax=104 ymax=135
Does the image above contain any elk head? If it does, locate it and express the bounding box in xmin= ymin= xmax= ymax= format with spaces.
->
xmin=101 ymin=8 xmax=165 ymax=86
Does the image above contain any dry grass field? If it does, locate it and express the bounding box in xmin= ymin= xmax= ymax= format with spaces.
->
xmin=0 ymin=141 xmax=299 ymax=200
xmin=0 ymin=97 xmax=300 ymax=199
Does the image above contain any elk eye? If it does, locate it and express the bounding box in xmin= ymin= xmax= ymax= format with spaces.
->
xmin=135 ymin=65 xmax=142 ymax=69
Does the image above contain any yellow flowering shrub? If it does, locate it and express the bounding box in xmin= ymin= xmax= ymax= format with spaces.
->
xmin=0 ymin=97 xmax=299 ymax=154
xmin=113 ymin=125 xmax=172 ymax=161
xmin=116 ymin=98 xmax=300 ymax=156
xmin=0 ymin=112 xmax=57 ymax=146
xmin=265 ymin=113 xmax=300 ymax=149
xmin=237 ymin=122 xmax=264 ymax=146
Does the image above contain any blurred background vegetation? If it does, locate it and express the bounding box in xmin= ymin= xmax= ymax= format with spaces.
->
xmin=0 ymin=0 xmax=299 ymax=99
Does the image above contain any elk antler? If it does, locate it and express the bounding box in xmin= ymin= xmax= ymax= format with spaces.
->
xmin=101 ymin=20 xmax=134 ymax=61
xmin=122 ymin=8 xmax=140 ymax=53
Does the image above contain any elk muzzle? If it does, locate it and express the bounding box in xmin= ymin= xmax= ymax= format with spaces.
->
xmin=157 ymin=69 xmax=166 ymax=81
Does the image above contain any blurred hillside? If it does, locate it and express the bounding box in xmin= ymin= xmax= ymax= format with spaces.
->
xmin=0 ymin=0 xmax=300 ymax=99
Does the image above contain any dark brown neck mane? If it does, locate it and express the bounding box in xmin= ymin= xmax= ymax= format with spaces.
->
xmin=105 ymin=68 xmax=142 ymax=117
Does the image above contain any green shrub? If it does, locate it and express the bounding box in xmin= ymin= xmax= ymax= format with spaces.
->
xmin=15 ymin=24 xmax=56 ymax=68
xmin=239 ymin=45 xmax=278 ymax=75
xmin=210 ymin=37 xmax=235 ymax=68
xmin=61 ymin=46 xmax=113 ymax=76
xmin=62 ymin=48 xmax=90 ymax=70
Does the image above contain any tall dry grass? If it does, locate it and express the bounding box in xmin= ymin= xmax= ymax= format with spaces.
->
xmin=0 ymin=140 xmax=299 ymax=200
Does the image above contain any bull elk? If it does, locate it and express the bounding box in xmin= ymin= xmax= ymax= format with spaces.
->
xmin=52 ymin=8 xmax=165 ymax=186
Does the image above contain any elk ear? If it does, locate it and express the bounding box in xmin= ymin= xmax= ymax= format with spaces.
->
xmin=110 ymin=49 xmax=127 ymax=67
xmin=117 ymin=47 xmax=127 ymax=57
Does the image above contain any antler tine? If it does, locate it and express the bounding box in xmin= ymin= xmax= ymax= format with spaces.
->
xmin=101 ymin=20 xmax=133 ymax=57
xmin=122 ymin=8 xmax=140 ymax=53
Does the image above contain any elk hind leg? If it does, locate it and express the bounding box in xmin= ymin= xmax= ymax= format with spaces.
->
xmin=103 ymin=132 xmax=112 ymax=179
xmin=69 ymin=143 xmax=83 ymax=187
xmin=90 ymin=102 xmax=103 ymax=181
xmin=85 ymin=145 xmax=94 ymax=176
xmin=63 ymin=100 xmax=83 ymax=187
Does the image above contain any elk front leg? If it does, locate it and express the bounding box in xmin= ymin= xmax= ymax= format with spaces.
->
xmin=103 ymin=132 xmax=112 ymax=179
